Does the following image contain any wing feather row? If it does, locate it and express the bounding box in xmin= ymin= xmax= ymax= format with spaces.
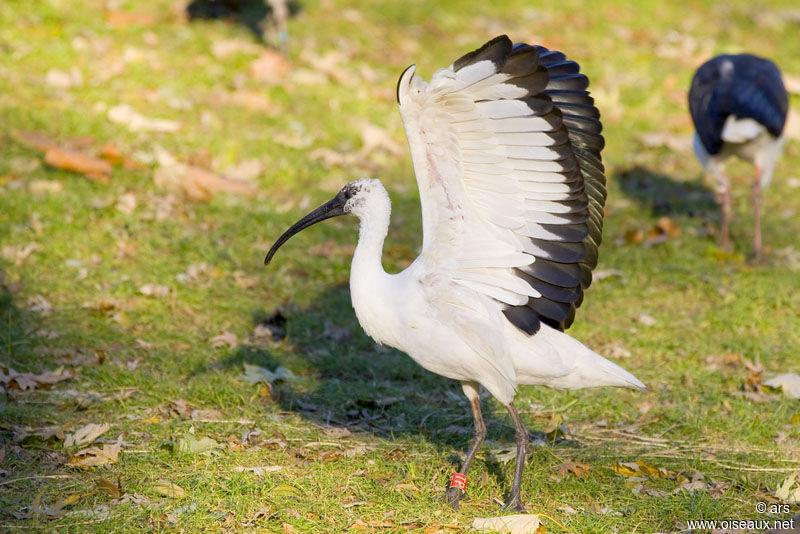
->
xmin=398 ymin=35 xmax=607 ymax=333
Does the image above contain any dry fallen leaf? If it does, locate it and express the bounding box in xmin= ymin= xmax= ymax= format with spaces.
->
xmin=557 ymin=461 xmax=591 ymax=479
xmin=153 ymin=480 xmax=185 ymax=498
xmin=139 ymin=284 xmax=170 ymax=298
xmin=154 ymin=162 xmax=258 ymax=202
xmin=1 ymin=243 xmax=41 ymax=265
xmin=238 ymin=363 xmax=296 ymax=384
xmin=96 ymin=478 xmax=123 ymax=498
xmin=234 ymin=465 xmax=283 ymax=476
xmin=13 ymin=424 xmax=66 ymax=443
xmin=210 ymin=331 xmax=238 ymax=349
xmin=638 ymin=132 xmax=692 ymax=153
xmin=27 ymin=491 xmax=84 ymax=518
xmin=108 ymin=103 xmax=180 ymax=133
xmin=70 ymin=441 xmax=121 ymax=468
xmin=178 ymin=434 xmax=220 ymax=455
xmin=11 ymin=129 xmax=59 ymax=152
xmin=471 ymin=514 xmax=542 ymax=533
xmin=27 ymin=295 xmax=53 ymax=314
xmin=610 ymin=461 xmax=639 ymax=477
xmin=105 ymin=9 xmax=157 ymax=27
xmin=250 ymin=50 xmax=291 ymax=83
xmin=98 ymin=143 xmax=140 ymax=169
xmin=64 ymin=423 xmax=111 ymax=448
xmin=786 ymin=109 xmax=800 ymax=140
xmin=45 ymin=147 xmax=112 ymax=183
xmin=1 ymin=364 xmax=75 ymax=392
xmin=115 ymin=192 xmax=137 ymax=214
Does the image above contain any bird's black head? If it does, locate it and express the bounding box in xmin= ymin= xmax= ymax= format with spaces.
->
xmin=264 ymin=179 xmax=382 ymax=265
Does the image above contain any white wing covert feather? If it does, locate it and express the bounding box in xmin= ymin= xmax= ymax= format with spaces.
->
xmin=398 ymin=36 xmax=607 ymax=333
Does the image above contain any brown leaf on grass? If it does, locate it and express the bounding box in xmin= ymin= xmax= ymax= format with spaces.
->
xmin=64 ymin=423 xmax=111 ymax=448
xmin=610 ymin=461 xmax=639 ymax=477
xmin=644 ymin=216 xmax=681 ymax=246
xmin=105 ymin=9 xmax=157 ymax=27
xmin=13 ymin=424 xmax=67 ymax=443
xmin=115 ymin=192 xmax=137 ymax=214
xmin=99 ymin=144 xmax=140 ymax=169
xmin=394 ymin=482 xmax=420 ymax=494
xmin=471 ymin=515 xmax=542 ymax=533
xmin=44 ymin=147 xmax=112 ymax=183
xmin=357 ymin=122 xmax=404 ymax=159
xmin=168 ymin=398 xmax=192 ymax=418
xmin=744 ymin=370 xmax=763 ymax=393
xmin=26 ymin=491 xmax=84 ymax=518
xmin=624 ymin=228 xmax=644 ymax=245
xmin=226 ymin=89 xmax=274 ymax=112
xmin=210 ymin=331 xmax=238 ymax=349
xmin=786 ymin=109 xmax=800 ymax=140
xmin=211 ymin=38 xmax=262 ymax=59
xmin=1 ymin=364 xmax=75 ymax=392
xmin=302 ymin=50 xmax=351 ymax=85
xmin=70 ymin=441 xmax=121 ymax=468
xmin=108 ymin=104 xmax=180 ymax=133
xmin=308 ymin=147 xmax=349 ymax=168
xmin=11 ymin=129 xmax=59 ymax=152
xmin=29 ymin=180 xmax=64 ymax=195
xmin=557 ymin=461 xmax=591 ymax=479
xmin=96 ymin=477 xmax=123 ymax=498
xmin=153 ymin=480 xmax=185 ymax=498
xmin=234 ymin=465 xmax=283 ymax=476
xmin=638 ymin=132 xmax=692 ymax=153
xmin=232 ymin=270 xmax=259 ymax=289
xmin=45 ymin=67 xmax=83 ymax=89
xmin=138 ymin=283 xmax=170 ymax=298
xmin=2 ymin=243 xmax=41 ymax=265
xmin=27 ymin=295 xmax=53 ymax=314
xmin=154 ymin=163 xmax=258 ymax=202
xmin=190 ymin=408 xmax=223 ymax=421
xmin=250 ymin=50 xmax=291 ymax=83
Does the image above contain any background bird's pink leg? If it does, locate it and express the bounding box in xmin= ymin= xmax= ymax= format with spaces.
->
xmin=718 ymin=181 xmax=732 ymax=251
xmin=752 ymin=167 xmax=763 ymax=261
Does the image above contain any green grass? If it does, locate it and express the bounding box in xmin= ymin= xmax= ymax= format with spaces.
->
xmin=1 ymin=0 xmax=799 ymax=532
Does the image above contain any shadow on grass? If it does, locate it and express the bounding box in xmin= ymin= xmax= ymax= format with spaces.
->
xmin=205 ymin=283 xmax=557 ymax=487
xmin=615 ymin=166 xmax=718 ymax=218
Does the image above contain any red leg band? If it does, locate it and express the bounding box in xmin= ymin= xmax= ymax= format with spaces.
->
xmin=450 ymin=473 xmax=467 ymax=491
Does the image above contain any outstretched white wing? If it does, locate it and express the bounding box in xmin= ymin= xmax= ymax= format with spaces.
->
xmin=398 ymin=36 xmax=606 ymax=333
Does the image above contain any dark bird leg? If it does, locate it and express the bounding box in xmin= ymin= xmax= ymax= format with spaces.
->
xmin=443 ymin=381 xmax=486 ymax=511
xmin=501 ymin=403 xmax=529 ymax=512
xmin=752 ymin=167 xmax=763 ymax=261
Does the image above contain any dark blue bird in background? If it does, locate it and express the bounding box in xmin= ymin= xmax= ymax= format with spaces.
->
xmin=689 ymin=54 xmax=789 ymax=260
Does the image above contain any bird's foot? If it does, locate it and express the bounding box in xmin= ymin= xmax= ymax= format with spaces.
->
xmin=500 ymin=493 xmax=526 ymax=513
xmin=440 ymin=486 xmax=466 ymax=511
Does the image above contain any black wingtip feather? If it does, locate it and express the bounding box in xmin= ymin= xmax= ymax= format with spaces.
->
xmin=503 ymin=306 xmax=541 ymax=335
xmin=453 ymin=35 xmax=513 ymax=72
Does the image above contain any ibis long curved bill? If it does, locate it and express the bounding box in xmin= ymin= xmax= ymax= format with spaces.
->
xmin=264 ymin=190 xmax=348 ymax=265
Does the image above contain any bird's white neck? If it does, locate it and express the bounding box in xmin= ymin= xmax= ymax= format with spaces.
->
xmin=351 ymin=205 xmax=390 ymax=279
xmin=348 ymin=187 xmax=394 ymax=345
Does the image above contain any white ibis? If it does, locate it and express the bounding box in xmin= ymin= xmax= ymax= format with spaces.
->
xmin=266 ymin=36 xmax=644 ymax=511
xmin=689 ymin=54 xmax=789 ymax=259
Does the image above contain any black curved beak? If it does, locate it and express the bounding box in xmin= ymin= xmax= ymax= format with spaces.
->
xmin=264 ymin=191 xmax=348 ymax=265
